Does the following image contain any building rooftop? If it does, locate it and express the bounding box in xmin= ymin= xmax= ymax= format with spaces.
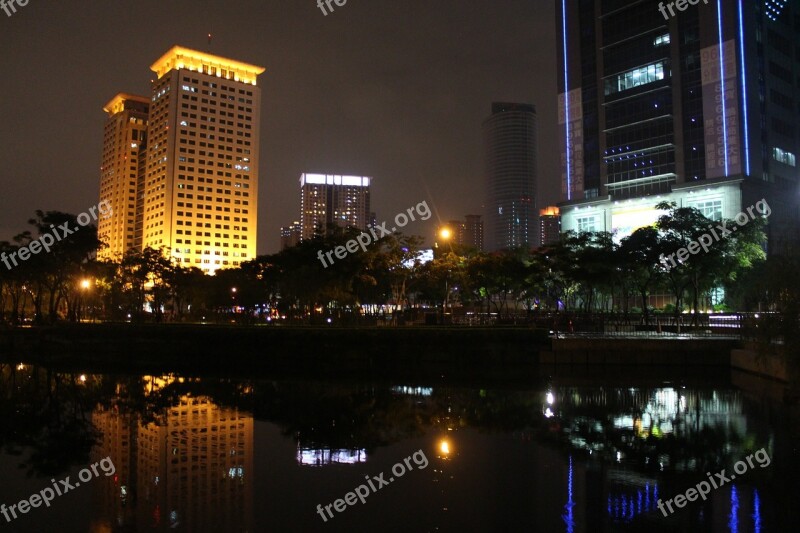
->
xmin=103 ymin=93 xmax=150 ymax=115
xmin=150 ymin=45 xmax=266 ymax=86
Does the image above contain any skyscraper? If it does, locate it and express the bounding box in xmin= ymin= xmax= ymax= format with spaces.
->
xmin=97 ymin=94 xmax=149 ymax=260
xmin=483 ymin=103 xmax=538 ymax=252
xmin=299 ymin=173 xmax=372 ymax=240
xmin=142 ymin=46 xmax=264 ymax=274
xmin=557 ymin=0 xmax=799 ymax=245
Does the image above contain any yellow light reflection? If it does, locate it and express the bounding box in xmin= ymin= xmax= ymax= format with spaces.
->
xmin=439 ymin=439 xmax=451 ymax=456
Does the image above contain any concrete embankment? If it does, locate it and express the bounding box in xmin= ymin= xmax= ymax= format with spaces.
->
xmin=541 ymin=337 xmax=738 ymax=366
xmin=2 ymin=326 xmax=767 ymax=383
xmin=731 ymin=343 xmax=792 ymax=382
xmin=0 ymin=324 xmax=549 ymax=382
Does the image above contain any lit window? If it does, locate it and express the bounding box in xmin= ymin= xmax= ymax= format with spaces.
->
xmin=576 ymin=216 xmax=598 ymax=233
xmin=772 ymin=147 xmax=796 ymax=167
xmin=605 ymin=62 xmax=666 ymax=95
xmin=653 ymin=33 xmax=670 ymax=46
xmin=687 ymin=200 xmax=723 ymax=221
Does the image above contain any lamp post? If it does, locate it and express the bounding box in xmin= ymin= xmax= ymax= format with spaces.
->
xmin=79 ymin=278 xmax=91 ymax=322
xmin=437 ymin=228 xmax=453 ymax=324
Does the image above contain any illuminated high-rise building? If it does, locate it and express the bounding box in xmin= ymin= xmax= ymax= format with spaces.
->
xmin=143 ymin=46 xmax=265 ymax=274
xmin=557 ymin=0 xmax=799 ymax=247
xmin=483 ymin=103 xmax=538 ymax=252
xmin=280 ymin=221 xmax=302 ymax=250
xmin=299 ymin=173 xmax=372 ymax=240
xmin=98 ymin=94 xmax=150 ymax=260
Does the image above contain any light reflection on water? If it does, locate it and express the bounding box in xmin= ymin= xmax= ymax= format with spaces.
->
xmin=0 ymin=364 xmax=795 ymax=532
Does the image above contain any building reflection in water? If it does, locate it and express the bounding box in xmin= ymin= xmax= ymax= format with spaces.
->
xmin=296 ymin=448 xmax=367 ymax=467
xmin=90 ymin=375 xmax=254 ymax=532
xmin=0 ymin=366 xmax=772 ymax=531
xmin=544 ymin=385 xmax=772 ymax=532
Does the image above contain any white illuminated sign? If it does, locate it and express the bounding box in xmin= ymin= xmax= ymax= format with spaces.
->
xmin=300 ymin=174 xmax=371 ymax=187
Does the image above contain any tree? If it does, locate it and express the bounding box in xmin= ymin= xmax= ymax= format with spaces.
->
xmin=619 ymin=227 xmax=664 ymax=325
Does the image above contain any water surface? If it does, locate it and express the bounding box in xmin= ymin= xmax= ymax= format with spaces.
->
xmin=0 ymin=364 xmax=797 ymax=532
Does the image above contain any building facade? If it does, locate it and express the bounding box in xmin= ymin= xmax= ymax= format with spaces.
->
xmin=98 ymin=94 xmax=150 ymax=260
xmin=557 ymin=0 xmax=799 ymax=247
xmin=299 ymin=173 xmax=371 ymax=240
xmin=463 ymin=214 xmax=485 ymax=251
xmin=280 ymin=221 xmax=302 ymax=250
xmin=538 ymin=206 xmax=561 ymax=247
xmin=440 ymin=215 xmax=484 ymax=251
xmin=98 ymin=46 xmax=265 ymax=274
xmin=483 ymin=102 xmax=538 ymax=252
xmin=143 ymin=46 xmax=264 ymax=274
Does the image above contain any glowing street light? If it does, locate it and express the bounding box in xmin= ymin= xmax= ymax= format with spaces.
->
xmin=439 ymin=227 xmax=452 ymax=241
xmin=79 ymin=279 xmax=93 ymax=322
xmin=438 ymin=438 xmax=452 ymax=457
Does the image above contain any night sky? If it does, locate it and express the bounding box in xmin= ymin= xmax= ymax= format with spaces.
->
xmin=0 ymin=0 xmax=558 ymax=254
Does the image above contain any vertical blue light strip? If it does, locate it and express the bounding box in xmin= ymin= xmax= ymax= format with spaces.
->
xmin=562 ymin=0 xmax=572 ymax=200
xmin=753 ymin=489 xmax=761 ymax=533
xmin=728 ymin=485 xmax=739 ymax=532
xmin=563 ymin=455 xmax=575 ymax=532
xmin=738 ymin=0 xmax=751 ymax=176
xmin=718 ymin=0 xmax=729 ymax=176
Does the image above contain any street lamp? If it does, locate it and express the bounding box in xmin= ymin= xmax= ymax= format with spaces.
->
xmin=79 ymin=278 xmax=92 ymax=322
xmin=436 ymin=228 xmax=454 ymax=324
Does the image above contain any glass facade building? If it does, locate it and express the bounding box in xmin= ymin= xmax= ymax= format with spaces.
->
xmin=557 ymin=0 xmax=800 ymax=247
xmin=483 ymin=103 xmax=538 ymax=252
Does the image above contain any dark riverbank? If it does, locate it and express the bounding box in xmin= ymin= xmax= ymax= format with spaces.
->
xmin=0 ymin=324 xmax=754 ymax=384
xmin=0 ymin=324 xmax=551 ymax=382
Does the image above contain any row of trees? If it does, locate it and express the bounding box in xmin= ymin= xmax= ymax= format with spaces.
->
xmin=1 ymin=202 xmax=795 ymax=326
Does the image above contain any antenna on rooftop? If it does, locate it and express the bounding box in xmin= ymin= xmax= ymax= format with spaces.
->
xmin=206 ymin=0 xmax=213 ymax=51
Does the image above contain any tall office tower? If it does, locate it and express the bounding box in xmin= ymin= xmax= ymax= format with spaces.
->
xmin=98 ymin=94 xmax=150 ymax=260
xmin=280 ymin=221 xmax=302 ymax=250
xmin=143 ymin=46 xmax=264 ymax=274
xmin=299 ymin=174 xmax=372 ymax=240
xmin=538 ymin=206 xmax=561 ymax=247
xmin=483 ymin=103 xmax=538 ymax=252
xmin=557 ymin=0 xmax=799 ymax=246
